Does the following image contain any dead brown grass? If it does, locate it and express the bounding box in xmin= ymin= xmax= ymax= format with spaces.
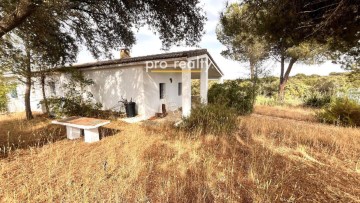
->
xmin=254 ymin=105 xmax=317 ymax=122
xmin=0 ymin=110 xmax=360 ymax=202
xmin=0 ymin=113 xmax=65 ymax=157
xmin=241 ymin=115 xmax=360 ymax=201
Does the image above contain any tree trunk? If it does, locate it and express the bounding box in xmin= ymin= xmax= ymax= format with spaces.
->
xmin=0 ymin=0 xmax=40 ymax=37
xmin=278 ymin=54 xmax=285 ymax=101
xmin=24 ymin=49 xmax=33 ymax=120
xmin=40 ymin=74 xmax=49 ymax=116
xmin=24 ymin=76 xmax=33 ymax=120
xmin=249 ymin=59 xmax=255 ymax=80
xmin=278 ymin=57 xmax=297 ymax=101
xmin=278 ymin=80 xmax=286 ymax=102
xmin=251 ymin=63 xmax=259 ymax=105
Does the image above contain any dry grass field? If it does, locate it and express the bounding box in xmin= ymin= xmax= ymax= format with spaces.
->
xmin=254 ymin=105 xmax=317 ymax=122
xmin=0 ymin=113 xmax=65 ymax=157
xmin=1 ymin=106 xmax=360 ymax=202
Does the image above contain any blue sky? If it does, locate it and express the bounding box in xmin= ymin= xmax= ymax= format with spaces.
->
xmin=77 ymin=0 xmax=344 ymax=79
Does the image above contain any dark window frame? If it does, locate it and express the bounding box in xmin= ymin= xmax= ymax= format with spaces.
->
xmin=49 ymin=81 xmax=56 ymax=95
xmin=159 ymin=83 xmax=165 ymax=99
xmin=178 ymin=82 xmax=182 ymax=96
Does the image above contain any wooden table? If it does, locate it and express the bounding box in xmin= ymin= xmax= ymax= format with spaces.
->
xmin=52 ymin=117 xmax=110 ymax=143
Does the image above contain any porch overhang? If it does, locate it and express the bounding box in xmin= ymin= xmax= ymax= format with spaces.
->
xmin=144 ymin=54 xmax=223 ymax=80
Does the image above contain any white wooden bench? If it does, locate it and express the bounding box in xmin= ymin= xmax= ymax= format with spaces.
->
xmin=52 ymin=117 xmax=110 ymax=143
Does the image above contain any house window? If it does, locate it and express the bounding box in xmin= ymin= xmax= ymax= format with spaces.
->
xmin=49 ymin=82 xmax=56 ymax=95
xmin=159 ymin=83 xmax=165 ymax=99
xmin=10 ymin=87 xmax=18 ymax=98
xmin=178 ymin=83 xmax=182 ymax=96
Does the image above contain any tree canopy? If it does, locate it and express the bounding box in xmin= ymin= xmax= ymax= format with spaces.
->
xmin=244 ymin=0 xmax=359 ymax=66
xmin=0 ymin=0 xmax=206 ymax=61
xmin=0 ymin=0 xmax=207 ymax=119
xmin=217 ymin=3 xmax=269 ymax=79
xmin=218 ymin=0 xmax=359 ymax=100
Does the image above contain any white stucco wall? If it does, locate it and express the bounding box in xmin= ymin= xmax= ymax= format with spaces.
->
xmin=6 ymin=67 xmax=184 ymax=119
xmin=82 ymin=66 xmax=146 ymax=116
xmin=143 ymin=70 xmax=183 ymax=118
xmin=6 ymin=79 xmax=52 ymax=113
xmin=6 ymin=83 xmax=24 ymax=112
xmin=81 ymin=66 xmax=184 ymax=118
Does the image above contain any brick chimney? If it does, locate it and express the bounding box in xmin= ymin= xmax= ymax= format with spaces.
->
xmin=120 ymin=48 xmax=130 ymax=59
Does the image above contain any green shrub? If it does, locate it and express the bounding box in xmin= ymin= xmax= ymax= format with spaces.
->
xmin=208 ymin=80 xmax=256 ymax=115
xmin=0 ymin=77 xmax=15 ymax=112
xmin=192 ymin=80 xmax=218 ymax=96
xmin=182 ymin=104 xmax=238 ymax=136
xmin=0 ymin=86 xmax=9 ymax=111
xmin=303 ymin=93 xmax=332 ymax=108
xmin=47 ymin=97 xmax=102 ymax=118
xmin=285 ymin=79 xmax=311 ymax=99
xmin=47 ymin=71 xmax=103 ymax=118
xmin=316 ymin=98 xmax=360 ymax=127
xmin=256 ymin=95 xmax=278 ymax=106
xmin=256 ymin=73 xmax=360 ymax=104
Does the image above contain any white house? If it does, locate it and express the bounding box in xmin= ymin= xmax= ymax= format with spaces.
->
xmin=6 ymin=49 xmax=223 ymax=119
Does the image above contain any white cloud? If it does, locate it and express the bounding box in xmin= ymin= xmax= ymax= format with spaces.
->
xmin=76 ymin=0 xmax=344 ymax=79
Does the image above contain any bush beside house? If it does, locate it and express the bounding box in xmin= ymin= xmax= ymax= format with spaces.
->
xmin=182 ymin=104 xmax=238 ymax=136
xmin=47 ymin=71 xmax=103 ymax=118
xmin=208 ymin=80 xmax=256 ymax=115
xmin=181 ymin=80 xmax=257 ymax=136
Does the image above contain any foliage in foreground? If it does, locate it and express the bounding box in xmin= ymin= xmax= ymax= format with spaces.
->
xmin=208 ymin=80 xmax=256 ymax=115
xmin=317 ymin=98 xmax=360 ymax=127
xmin=182 ymin=104 xmax=238 ymax=136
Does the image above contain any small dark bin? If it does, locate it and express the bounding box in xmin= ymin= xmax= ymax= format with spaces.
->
xmin=125 ymin=102 xmax=136 ymax=118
